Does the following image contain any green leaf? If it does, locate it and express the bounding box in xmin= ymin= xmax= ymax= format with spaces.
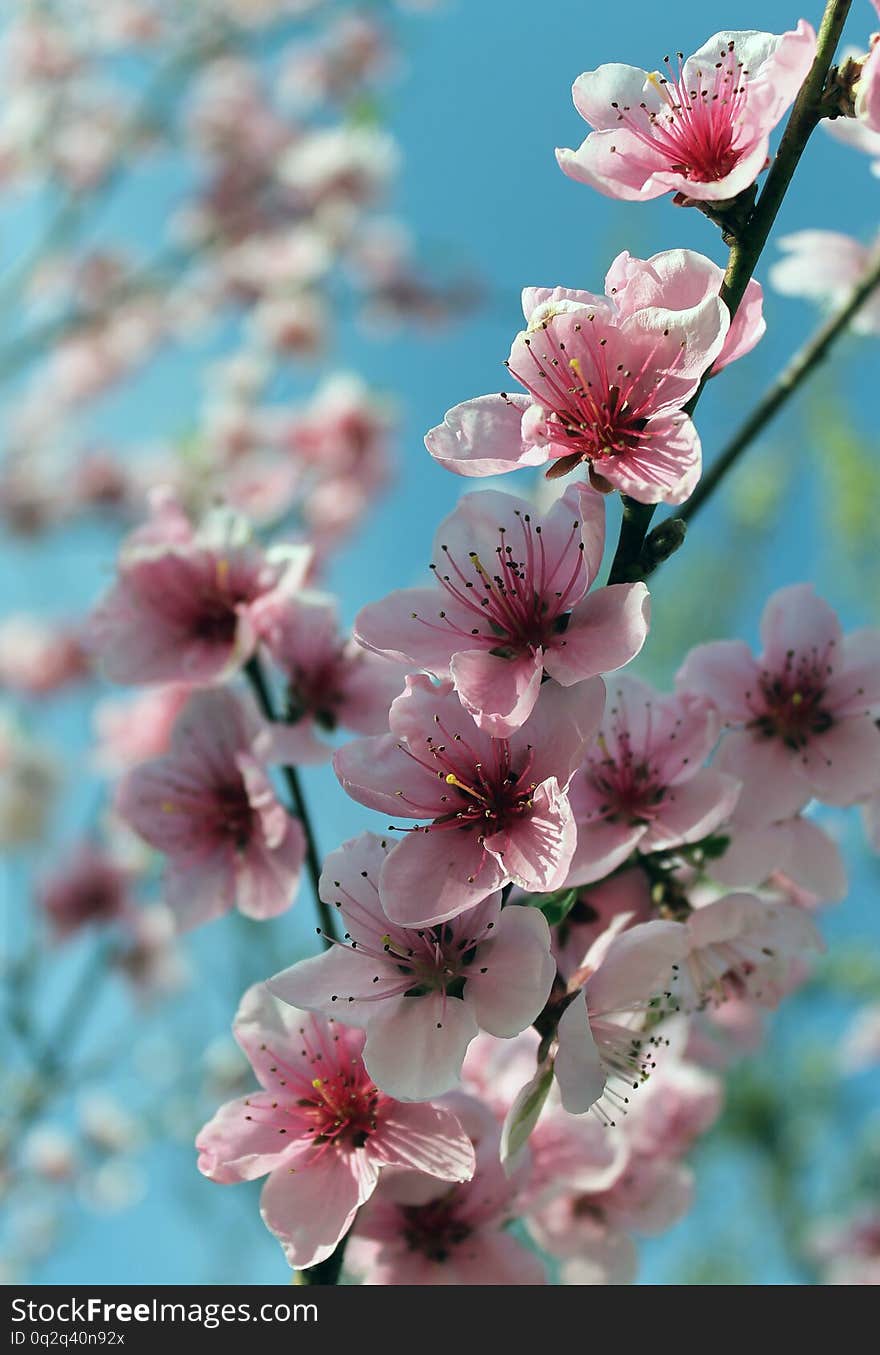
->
xmin=528 ymin=887 xmax=579 ymax=927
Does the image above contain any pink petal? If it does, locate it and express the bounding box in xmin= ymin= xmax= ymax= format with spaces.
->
xmin=585 ymin=919 xmax=687 ymax=1014
xmin=196 ymin=1093 xmax=299 ymax=1183
xmin=379 ymin=826 xmax=505 ymax=927
xmin=759 ymin=583 xmax=843 ymax=667
xmin=641 ymin=769 xmax=741 ymax=853
xmin=369 ymin=1102 xmax=475 ymax=1181
xmin=713 ymin=729 xmax=810 ymax=825
xmin=545 ymin=582 xmax=650 ymax=685
xmin=486 ymin=778 xmax=576 ymax=892
xmin=800 ymin=714 xmax=880 ymax=805
xmin=676 ymin=639 xmax=759 ymax=721
xmin=363 ymin=992 xmax=479 ymax=1100
xmin=261 ymin=1150 xmax=365 ymax=1269
xmin=555 ymin=997 xmax=606 ymax=1115
xmin=466 ymin=905 xmax=555 ymax=1037
xmin=424 ymin=394 xmax=546 ymax=476
xmin=450 ymin=648 xmax=543 ymax=736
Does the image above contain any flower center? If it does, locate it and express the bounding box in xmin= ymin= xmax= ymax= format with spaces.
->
xmin=213 ymin=782 xmax=255 ymax=849
xmin=411 ymin=508 xmax=584 ymax=655
xmin=580 ymin=729 xmax=666 ymax=824
xmin=747 ymin=650 xmax=834 ymax=749
xmin=506 ymin=320 xmax=671 ymax=469
xmin=401 ymin=1194 xmax=472 ymax=1263
xmin=611 ymin=45 xmax=749 ymax=183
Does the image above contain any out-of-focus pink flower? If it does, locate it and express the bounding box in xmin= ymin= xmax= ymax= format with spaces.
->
xmin=855 ymin=4 xmax=880 ymax=132
xmin=565 ymin=674 xmax=741 ymax=886
xmin=114 ymin=904 xmax=188 ymax=1001
xmin=809 ymin=1210 xmax=880 ymax=1285
xmin=92 ymin=684 xmax=192 ymax=775
xmin=711 ymin=811 xmax=847 ymax=905
xmin=356 ymin=484 xmax=648 ymax=736
xmin=556 ymin=23 xmax=816 ymax=202
xmin=679 ymin=891 xmax=824 ymax=1009
xmin=252 ymin=592 xmax=407 ymax=764
xmin=0 ymin=616 xmax=90 ymax=696
xmin=268 ymin=833 xmax=555 ymax=1100
xmin=677 ymin=584 xmax=880 ymax=823
xmin=426 ymin=250 xmax=736 ymax=504
xmin=196 ymin=984 xmax=475 ymax=1271
xmin=770 ymin=231 xmax=880 ymax=333
xmin=116 ymin=689 xmax=304 ymax=930
xmin=840 ymin=1001 xmax=880 ymax=1073
xmin=555 ymin=919 xmax=687 ymax=1116
xmin=0 ymin=716 xmax=58 ymax=848
xmin=37 ymin=843 xmax=131 ymax=940
xmin=90 ymin=490 xmax=311 ymax=686
xmin=334 ymin=673 xmax=605 ymax=926
xmin=344 ymin=1096 xmax=545 ymax=1285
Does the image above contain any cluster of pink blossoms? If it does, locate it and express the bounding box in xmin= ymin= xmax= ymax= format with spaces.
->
xmin=67 ymin=8 xmax=880 ymax=1285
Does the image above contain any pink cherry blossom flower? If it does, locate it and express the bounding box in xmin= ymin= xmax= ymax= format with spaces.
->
xmin=679 ymin=891 xmax=824 ymax=1010
xmin=37 ymin=843 xmax=131 ymax=940
xmin=267 ymin=832 xmax=555 ymax=1101
xmin=116 ymin=688 xmax=304 ymax=930
xmin=251 ymin=592 xmax=407 ymax=764
xmin=556 ymin=23 xmax=816 ymax=203
xmin=89 ymin=490 xmax=311 ymax=686
xmin=333 ymin=672 xmax=606 ymax=926
xmin=113 ymin=905 xmax=189 ymax=1002
xmin=425 ymin=249 xmax=733 ymax=503
xmin=809 ymin=1210 xmax=880 ymax=1285
xmin=344 ymin=1096 xmax=545 ymax=1285
xmin=196 ymin=984 xmax=475 ymax=1271
xmin=355 ymin=483 xmax=649 ymax=736
xmin=0 ymin=615 xmax=90 ymax=697
xmin=840 ymin=1001 xmax=880 ymax=1073
xmin=677 ymin=584 xmax=880 ymax=823
xmin=565 ymin=674 xmax=741 ymax=887
xmin=527 ymin=1155 xmax=692 ymax=1280
xmin=555 ymin=918 xmax=687 ymax=1117
xmin=769 ymin=231 xmax=880 ymax=334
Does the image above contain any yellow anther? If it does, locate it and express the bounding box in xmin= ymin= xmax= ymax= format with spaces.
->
xmin=646 ymin=71 xmax=663 ymax=93
xmin=568 ymin=356 xmax=583 ymax=379
xmin=791 ymin=691 xmax=803 ymax=706
xmin=215 ymin=558 xmax=230 ymax=589
xmin=311 ymin=1078 xmax=323 ymax=1090
xmin=161 ymin=800 xmax=177 ymax=813
xmin=381 ymin=934 xmax=392 ymax=948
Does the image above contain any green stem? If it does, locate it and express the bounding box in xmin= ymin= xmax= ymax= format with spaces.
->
xmin=243 ymin=656 xmax=337 ymax=946
xmin=679 ymin=245 xmax=880 ymax=529
xmin=606 ymin=0 xmax=853 ymax=585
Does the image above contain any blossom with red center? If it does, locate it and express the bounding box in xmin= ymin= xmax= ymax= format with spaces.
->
xmin=116 ymin=688 xmax=305 ymax=930
xmin=564 ymin=674 xmax=741 ymax=887
xmin=268 ymin=832 xmax=555 ymax=1101
xmin=344 ymin=1096 xmax=545 ymax=1285
xmin=251 ymin=590 xmax=407 ymax=764
xmin=556 ymin=23 xmax=816 ymax=203
xmin=37 ymin=843 xmax=131 ymax=940
xmin=677 ymin=584 xmax=880 ymax=824
xmin=89 ymin=488 xmax=311 ymax=686
xmin=196 ymin=984 xmax=475 ymax=1271
xmin=425 ymin=249 xmax=738 ymax=504
xmin=333 ymin=672 xmax=605 ymax=926
xmin=354 ymin=483 xmax=649 ymax=736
